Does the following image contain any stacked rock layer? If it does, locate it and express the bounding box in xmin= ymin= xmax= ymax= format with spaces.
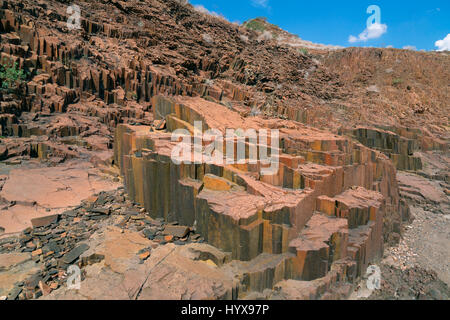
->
xmin=115 ymin=95 xmax=410 ymax=294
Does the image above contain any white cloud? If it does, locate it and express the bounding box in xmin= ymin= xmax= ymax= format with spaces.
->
xmin=251 ymin=0 xmax=269 ymax=8
xmin=348 ymin=23 xmax=388 ymax=43
xmin=435 ymin=34 xmax=450 ymax=51
xmin=403 ymin=45 xmax=417 ymax=51
xmin=426 ymin=8 xmax=441 ymax=14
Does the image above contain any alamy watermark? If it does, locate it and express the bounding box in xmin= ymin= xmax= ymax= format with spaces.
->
xmin=366 ymin=5 xmax=381 ymax=28
xmin=170 ymin=121 xmax=280 ymax=175
xmin=366 ymin=265 xmax=381 ymax=290
xmin=349 ymin=5 xmax=387 ymax=43
xmin=66 ymin=265 xmax=81 ymax=290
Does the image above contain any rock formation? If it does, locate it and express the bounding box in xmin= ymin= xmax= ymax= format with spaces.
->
xmin=114 ymin=94 xmax=410 ymax=296
xmin=0 ymin=0 xmax=447 ymax=300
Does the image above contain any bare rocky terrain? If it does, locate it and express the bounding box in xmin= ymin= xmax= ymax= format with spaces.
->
xmin=351 ymin=176 xmax=450 ymax=300
xmin=0 ymin=0 xmax=448 ymax=300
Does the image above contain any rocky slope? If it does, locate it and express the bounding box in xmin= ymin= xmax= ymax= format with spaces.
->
xmin=0 ymin=0 xmax=448 ymax=300
xmin=243 ymin=17 xmax=343 ymax=50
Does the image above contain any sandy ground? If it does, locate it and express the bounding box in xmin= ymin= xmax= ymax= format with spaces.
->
xmin=398 ymin=207 xmax=450 ymax=286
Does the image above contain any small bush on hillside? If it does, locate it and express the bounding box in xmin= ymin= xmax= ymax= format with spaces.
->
xmin=0 ymin=62 xmax=26 ymax=89
xmin=298 ymin=48 xmax=309 ymax=55
xmin=392 ymin=78 xmax=403 ymax=86
xmin=244 ymin=19 xmax=266 ymax=32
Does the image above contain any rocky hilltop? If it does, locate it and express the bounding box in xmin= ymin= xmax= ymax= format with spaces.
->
xmin=0 ymin=0 xmax=448 ymax=300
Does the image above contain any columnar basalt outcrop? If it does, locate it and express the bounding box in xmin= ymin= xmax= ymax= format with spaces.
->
xmin=340 ymin=126 xmax=448 ymax=172
xmin=114 ymin=95 xmax=409 ymax=296
xmin=1 ymin=0 xmax=447 ymax=300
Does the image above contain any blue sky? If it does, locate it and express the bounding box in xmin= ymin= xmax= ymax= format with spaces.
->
xmin=189 ymin=0 xmax=450 ymax=51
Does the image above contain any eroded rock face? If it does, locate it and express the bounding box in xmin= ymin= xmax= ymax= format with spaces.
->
xmin=42 ymin=231 xmax=238 ymax=300
xmin=1 ymin=0 xmax=446 ymax=300
xmin=339 ymin=125 xmax=449 ymax=173
xmin=114 ymin=95 xmax=408 ymax=296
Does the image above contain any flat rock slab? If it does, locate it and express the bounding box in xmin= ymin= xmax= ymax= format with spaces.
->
xmin=80 ymin=226 xmax=153 ymax=274
xmin=0 ymin=205 xmax=66 ymax=236
xmin=0 ymin=253 xmax=41 ymax=297
xmin=41 ymin=262 xmax=130 ymax=300
xmin=163 ymin=225 xmax=190 ymax=238
xmin=397 ymin=172 xmax=447 ymax=204
xmin=137 ymin=244 xmax=235 ymax=300
xmin=0 ymin=252 xmax=31 ymax=271
xmin=0 ymin=161 xmax=119 ymax=208
xmin=272 ymin=279 xmax=319 ymax=300
xmin=30 ymin=214 xmax=60 ymax=228
xmin=87 ymin=208 xmax=110 ymax=215
xmin=0 ymin=161 xmax=120 ymax=235
xmin=187 ymin=243 xmax=231 ymax=266
xmin=62 ymin=244 xmax=90 ymax=265
xmin=42 ymin=226 xmax=237 ymax=300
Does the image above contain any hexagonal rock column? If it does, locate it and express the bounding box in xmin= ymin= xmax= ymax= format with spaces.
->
xmin=114 ymin=95 xmax=406 ymax=292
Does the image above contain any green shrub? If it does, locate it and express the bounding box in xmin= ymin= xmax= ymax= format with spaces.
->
xmin=298 ymin=48 xmax=309 ymax=55
xmin=0 ymin=62 xmax=26 ymax=89
xmin=392 ymin=78 xmax=403 ymax=86
xmin=244 ymin=19 xmax=266 ymax=32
